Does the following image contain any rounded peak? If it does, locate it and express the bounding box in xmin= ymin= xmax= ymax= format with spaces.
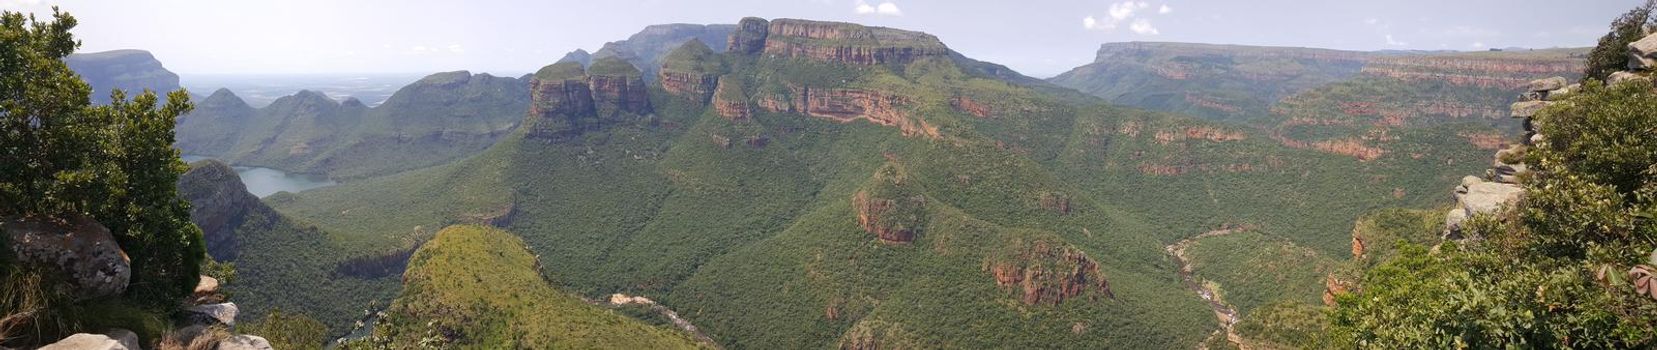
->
xmin=587 ymin=56 xmax=642 ymax=77
xmin=341 ymin=97 xmax=366 ymax=108
xmin=417 ymin=70 xmax=473 ymax=86
xmin=534 ymin=61 xmax=587 ymax=81
xmin=661 ymin=39 xmax=723 ymax=73
xmin=200 ymin=88 xmax=251 ymax=109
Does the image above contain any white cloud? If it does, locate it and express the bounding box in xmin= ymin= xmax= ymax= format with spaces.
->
xmin=1363 ymin=18 xmax=1379 ymax=25
xmin=854 ymin=0 xmax=901 ymax=16
xmin=1108 ymin=1 xmax=1148 ymax=20
xmin=1471 ymin=41 xmax=1485 ymax=48
xmin=0 ymin=0 xmax=41 ymax=8
xmin=1384 ymin=35 xmax=1407 ymax=46
xmin=446 ymin=44 xmax=465 ymax=54
xmin=1130 ymin=19 xmax=1159 ymax=35
xmin=1085 ymin=1 xmax=1167 ymax=35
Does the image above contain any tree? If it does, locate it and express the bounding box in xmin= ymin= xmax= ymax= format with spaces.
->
xmin=1583 ymin=0 xmax=1657 ymax=83
xmin=0 ymin=7 xmax=203 ymax=313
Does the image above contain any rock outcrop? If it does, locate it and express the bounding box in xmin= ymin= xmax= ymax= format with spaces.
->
xmin=987 ymin=241 xmax=1115 ymax=305
xmin=852 ymin=164 xmax=927 ymax=243
xmin=658 ymin=39 xmax=725 ymax=102
xmin=950 ymin=96 xmax=993 ymax=118
xmin=728 ymin=17 xmax=770 ymax=55
xmin=1628 ymin=33 xmax=1657 ymax=70
xmin=1442 ymin=75 xmax=1569 ymax=239
xmin=37 ymin=329 xmax=140 ymax=350
xmin=765 ymin=85 xmax=937 ymax=138
xmin=188 ymin=302 xmax=240 ymax=326
xmin=525 ymin=58 xmax=656 ymax=140
xmin=727 ymin=17 xmax=950 ymax=66
xmin=711 ymin=76 xmax=750 ymax=120
xmin=177 ymin=159 xmax=270 ymax=261
xmin=3 ymin=215 xmax=130 ymax=299
xmin=216 ymin=335 xmax=275 ymax=350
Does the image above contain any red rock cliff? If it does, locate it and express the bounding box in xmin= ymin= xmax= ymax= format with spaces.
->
xmin=987 ymin=240 xmax=1115 ymax=305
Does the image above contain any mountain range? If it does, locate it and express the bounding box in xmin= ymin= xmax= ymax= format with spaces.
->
xmin=69 ymin=16 xmax=1588 ymax=349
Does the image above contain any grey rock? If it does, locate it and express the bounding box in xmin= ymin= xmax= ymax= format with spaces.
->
xmin=1609 ymin=71 xmax=1647 ymax=85
xmin=1456 ymin=182 xmax=1525 ymax=215
xmin=38 ymin=329 xmax=139 ymax=350
xmin=1528 ymin=77 xmax=1567 ymax=92
xmin=1510 ymin=101 xmax=1551 ymax=119
xmin=1628 ymin=33 xmax=1657 ymax=70
xmin=3 ymin=215 xmax=130 ymax=299
xmin=1444 ymin=208 xmax=1469 ymax=235
xmin=188 ymin=302 xmax=239 ymax=326
xmin=217 ymin=335 xmax=274 ymax=350
xmin=1546 ymin=84 xmax=1579 ymax=100
xmin=1529 ymin=133 xmax=1545 ymax=145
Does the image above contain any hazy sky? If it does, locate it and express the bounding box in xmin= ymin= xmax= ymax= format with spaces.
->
xmin=1 ymin=0 xmax=1644 ymax=77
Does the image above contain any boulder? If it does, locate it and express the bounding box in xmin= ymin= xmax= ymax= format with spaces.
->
xmin=194 ymin=275 xmax=220 ymax=295
xmin=1627 ymin=33 xmax=1657 ymax=70
xmin=2 ymin=215 xmax=130 ymax=299
xmin=1444 ymin=208 xmax=1469 ymax=237
xmin=188 ymin=302 xmax=239 ymax=326
xmin=1528 ymin=77 xmax=1567 ymax=92
xmin=1609 ymin=71 xmax=1649 ymax=86
xmin=1529 ymin=133 xmax=1545 ymax=145
xmin=38 ymin=329 xmax=139 ymax=350
xmin=1546 ymin=83 xmax=1579 ymax=101
xmin=1510 ymin=101 xmax=1551 ymax=118
xmin=217 ymin=335 xmax=274 ymax=350
xmin=1456 ymin=182 xmax=1524 ymax=216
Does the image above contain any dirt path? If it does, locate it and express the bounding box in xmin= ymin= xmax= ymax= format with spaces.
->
xmin=592 ymin=293 xmax=722 ymax=349
xmin=1166 ymin=228 xmax=1246 ymax=349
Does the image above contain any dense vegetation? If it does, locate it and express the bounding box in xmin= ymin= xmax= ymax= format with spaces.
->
xmin=340 ymin=225 xmax=706 ymax=349
xmin=1330 ymin=77 xmax=1657 ymax=348
xmin=1583 ymin=0 xmax=1656 ymax=82
xmin=0 ymin=8 xmax=203 ymax=346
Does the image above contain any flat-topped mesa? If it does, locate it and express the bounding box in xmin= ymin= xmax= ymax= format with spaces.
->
xmin=728 ymin=17 xmax=951 ymax=65
xmin=526 ymin=58 xmax=654 ymax=140
xmin=526 ymin=62 xmax=598 ymax=140
xmin=658 ymin=39 xmax=725 ymax=102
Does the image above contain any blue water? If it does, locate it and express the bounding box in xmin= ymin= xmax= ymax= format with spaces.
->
xmin=181 ymin=155 xmax=336 ymax=198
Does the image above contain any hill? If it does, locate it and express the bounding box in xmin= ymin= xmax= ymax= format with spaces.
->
xmin=64 ymin=49 xmax=182 ymax=105
xmin=174 ymin=71 xmax=529 ymax=180
xmin=339 ymin=225 xmax=708 ymax=349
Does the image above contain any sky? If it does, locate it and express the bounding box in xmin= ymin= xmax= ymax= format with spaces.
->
xmin=0 ymin=0 xmax=1645 ymax=77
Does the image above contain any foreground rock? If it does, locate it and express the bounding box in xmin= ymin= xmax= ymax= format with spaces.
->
xmin=38 ymin=329 xmax=139 ymax=350
xmin=1628 ymin=32 xmax=1657 ymax=70
xmin=2 ymin=215 xmax=130 ymax=299
xmin=216 ymin=335 xmax=275 ymax=350
xmin=188 ymin=302 xmax=240 ymax=326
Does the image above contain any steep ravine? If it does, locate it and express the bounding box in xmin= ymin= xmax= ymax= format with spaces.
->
xmin=1166 ymin=228 xmax=1246 ymax=349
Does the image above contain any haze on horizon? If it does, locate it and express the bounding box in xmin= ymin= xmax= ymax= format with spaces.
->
xmin=1 ymin=0 xmax=1643 ymax=77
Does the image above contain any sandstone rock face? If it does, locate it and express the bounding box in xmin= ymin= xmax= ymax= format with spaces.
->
xmin=659 ymin=70 xmax=720 ymax=101
xmin=727 ymin=17 xmax=770 ymax=55
xmin=950 ymin=96 xmax=993 ymax=118
xmin=527 ymin=64 xmax=597 ymax=140
xmin=1627 ymin=33 xmax=1657 ymax=70
xmin=711 ymin=76 xmax=750 ymax=120
xmin=3 ymin=215 xmax=130 ymax=299
xmin=38 ymin=330 xmax=140 ymax=350
xmin=760 ymin=19 xmax=950 ymax=65
xmin=588 ymin=74 xmax=652 ymax=115
xmin=217 ymin=335 xmax=274 ymax=350
xmin=1038 ymin=192 xmax=1072 ymax=215
xmin=188 ymin=302 xmax=240 ymax=326
xmin=1609 ymin=71 xmax=1647 ymax=85
xmin=782 ymin=86 xmax=937 ymax=138
xmin=988 ymin=241 xmax=1115 ymax=305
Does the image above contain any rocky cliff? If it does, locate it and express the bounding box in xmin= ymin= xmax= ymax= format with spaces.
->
xmin=176 ymin=159 xmax=274 ymax=261
xmin=728 ymin=18 xmax=951 ymax=66
xmin=852 ymin=163 xmax=927 ymax=243
xmin=658 ymin=39 xmax=725 ymax=102
xmin=591 ymin=23 xmax=736 ymax=82
xmin=987 ymin=240 xmax=1115 ymax=305
xmin=64 ymin=49 xmax=181 ymax=105
xmin=526 ymin=58 xmax=653 ymax=141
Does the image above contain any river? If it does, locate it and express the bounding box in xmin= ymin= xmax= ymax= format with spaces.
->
xmin=181 ymin=155 xmax=336 ymax=197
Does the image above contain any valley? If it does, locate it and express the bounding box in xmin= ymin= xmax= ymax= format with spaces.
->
xmin=10 ymin=2 xmax=1655 ymax=349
